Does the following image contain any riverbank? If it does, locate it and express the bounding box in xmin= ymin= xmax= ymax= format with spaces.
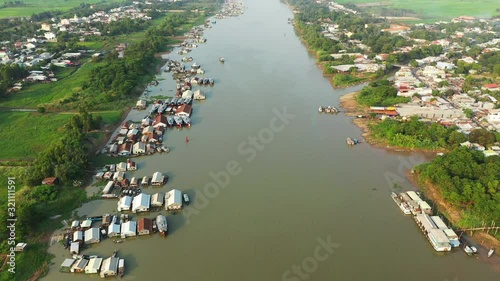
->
xmin=407 ymin=171 xmax=500 ymax=261
xmin=339 ymin=91 xmax=446 ymax=153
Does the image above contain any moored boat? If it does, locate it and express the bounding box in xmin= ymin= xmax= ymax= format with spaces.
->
xmin=488 ymin=248 xmax=495 ymax=258
xmin=156 ymin=214 xmax=168 ymax=236
xmin=183 ymin=193 xmax=190 ymax=205
xmin=118 ymin=259 xmax=124 ymax=277
xmin=208 ymin=78 xmax=214 ymax=85
xmin=174 ymin=116 xmax=183 ymax=127
xmin=191 ymin=62 xmax=200 ymax=69
xmin=346 ymin=138 xmax=355 ymax=146
xmin=319 ymin=106 xmax=323 ymax=113
xmin=182 ymin=116 xmax=191 ymax=127
xmin=167 ymin=116 xmax=174 ymax=127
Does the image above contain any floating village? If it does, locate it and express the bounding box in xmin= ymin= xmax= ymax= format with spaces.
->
xmin=54 ymin=1 xmax=246 ymax=278
xmin=391 ymin=191 xmax=495 ymax=257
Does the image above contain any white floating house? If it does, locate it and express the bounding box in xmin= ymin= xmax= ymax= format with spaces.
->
xmin=151 ymin=172 xmax=165 ymax=185
xmin=193 ymin=89 xmax=205 ymax=100
xmin=71 ymin=258 xmax=89 ymax=273
xmin=60 ymin=258 xmax=76 ymax=273
xmin=84 ymin=227 xmax=100 ymax=244
xmin=132 ymin=193 xmax=151 ymax=213
xmin=108 ymin=223 xmax=121 ymax=237
xmin=141 ymin=176 xmax=149 ymax=186
xmin=100 ymin=257 xmax=119 ymax=278
xmin=130 ymin=177 xmax=138 ymax=187
xmin=73 ymin=230 xmax=83 ymax=243
xmin=80 ymin=219 xmax=92 ymax=229
xmin=151 ymin=192 xmax=164 ymax=207
xmin=70 ymin=242 xmax=79 ymax=255
xmin=165 ymin=189 xmax=183 ymax=210
xmin=117 ymin=196 xmax=132 ymax=212
xmin=113 ymin=171 xmax=125 ymax=181
xmin=71 ymin=220 xmax=80 ymax=229
xmin=85 ymin=257 xmax=103 ymax=274
xmin=102 ymin=181 xmax=114 ymax=194
xmin=121 ymin=221 xmax=137 ymax=238
xmin=116 ymin=162 xmax=127 ymax=172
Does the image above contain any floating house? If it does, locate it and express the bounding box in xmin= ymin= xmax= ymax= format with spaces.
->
xmin=141 ymin=176 xmax=149 ymax=186
xmin=165 ymin=189 xmax=183 ymax=210
xmin=108 ymin=223 xmax=121 ymax=237
xmin=84 ymin=227 xmax=100 ymax=244
xmin=117 ymin=196 xmax=132 ymax=211
xmin=151 ymin=192 xmax=164 ymax=207
xmin=85 ymin=257 xmax=103 ymax=274
xmin=130 ymin=177 xmax=138 ymax=188
xmin=193 ymin=89 xmax=206 ymax=100
xmin=138 ymin=217 xmax=153 ymax=235
xmin=133 ymin=142 xmax=146 ymax=155
xmin=113 ymin=171 xmax=125 ymax=181
xmin=71 ymin=258 xmax=89 ymax=273
xmin=102 ymin=181 xmax=114 ymax=194
xmin=132 ymin=193 xmax=151 ymax=213
xmin=73 ymin=230 xmax=83 ymax=243
xmin=127 ymin=160 xmax=137 ymax=171
xmin=60 ymin=258 xmax=76 ymax=273
xmin=151 ymin=172 xmax=165 ymax=186
xmin=70 ymin=242 xmax=79 ymax=255
xmin=80 ymin=219 xmax=92 ymax=230
xmin=71 ymin=220 xmax=80 ymax=229
xmin=121 ymin=221 xmax=137 ymax=238
xmin=116 ymin=162 xmax=127 ymax=172
xmin=100 ymin=257 xmax=119 ymax=278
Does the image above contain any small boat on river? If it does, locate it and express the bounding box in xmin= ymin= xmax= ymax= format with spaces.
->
xmin=488 ymin=248 xmax=495 ymax=258
xmin=156 ymin=214 xmax=168 ymax=236
xmin=219 ymin=57 xmax=225 ymax=63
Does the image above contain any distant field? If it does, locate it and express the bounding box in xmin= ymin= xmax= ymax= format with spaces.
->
xmin=336 ymin=0 xmax=500 ymax=21
xmin=0 ymin=110 xmax=122 ymax=160
xmin=0 ymin=0 xmax=124 ymax=18
xmin=0 ymin=60 xmax=105 ymax=108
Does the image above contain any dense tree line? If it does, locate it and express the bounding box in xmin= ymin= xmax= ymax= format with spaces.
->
xmin=0 ymin=64 xmax=29 ymax=98
xmin=357 ymin=79 xmax=410 ymax=106
xmin=415 ymin=147 xmax=500 ymax=228
xmin=81 ymin=13 xmax=190 ymax=104
xmin=370 ymin=116 xmax=467 ymax=150
xmin=478 ymin=51 xmax=500 ymax=75
xmin=26 ymin=108 xmax=101 ymax=186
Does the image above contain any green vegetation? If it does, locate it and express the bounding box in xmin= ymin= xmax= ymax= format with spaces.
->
xmin=415 ymin=147 xmax=500 ymax=232
xmin=0 ymin=166 xmax=87 ymax=281
xmin=357 ymin=79 xmax=410 ymax=106
xmin=335 ymin=0 xmax=500 ymax=21
xmin=0 ymin=111 xmax=74 ymax=159
xmin=0 ymin=0 xmax=124 ymax=18
xmin=370 ymin=116 xmax=466 ymax=150
xmin=332 ymin=73 xmax=366 ymax=87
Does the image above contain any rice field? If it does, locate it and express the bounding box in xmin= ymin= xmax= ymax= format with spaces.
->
xmin=335 ymin=0 xmax=500 ymax=21
xmin=0 ymin=0 xmax=124 ymax=18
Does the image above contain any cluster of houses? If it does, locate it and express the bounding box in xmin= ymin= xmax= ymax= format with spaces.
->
xmin=460 ymin=141 xmax=500 ymax=157
xmin=40 ymin=5 xmax=152 ymax=41
xmin=103 ymin=118 xmax=172 ymax=156
xmin=117 ymin=189 xmax=184 ymax=212
xmin=393 ymin=191 xmax=460 ymax=252
xmin=60 ymin=254 xmax=124 ymax=278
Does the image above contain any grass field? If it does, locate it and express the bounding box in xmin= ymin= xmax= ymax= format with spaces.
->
xmin=336 ymin=0 xmax=500 ymax=21
xmin=0 ymin=110 xmax=122 ymax=160
xmin=0 ymin=60 xmax=105 ymax=108
xmin=0 ymin=0 xmax=124 ymax=18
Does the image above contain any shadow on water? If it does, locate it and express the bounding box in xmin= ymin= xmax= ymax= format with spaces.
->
xmin=164 ymin=210 xmax=186 ymax=236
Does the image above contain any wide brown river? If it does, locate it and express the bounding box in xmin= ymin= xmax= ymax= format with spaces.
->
xmin=42 ymin=0 xmax=499 ymax=280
